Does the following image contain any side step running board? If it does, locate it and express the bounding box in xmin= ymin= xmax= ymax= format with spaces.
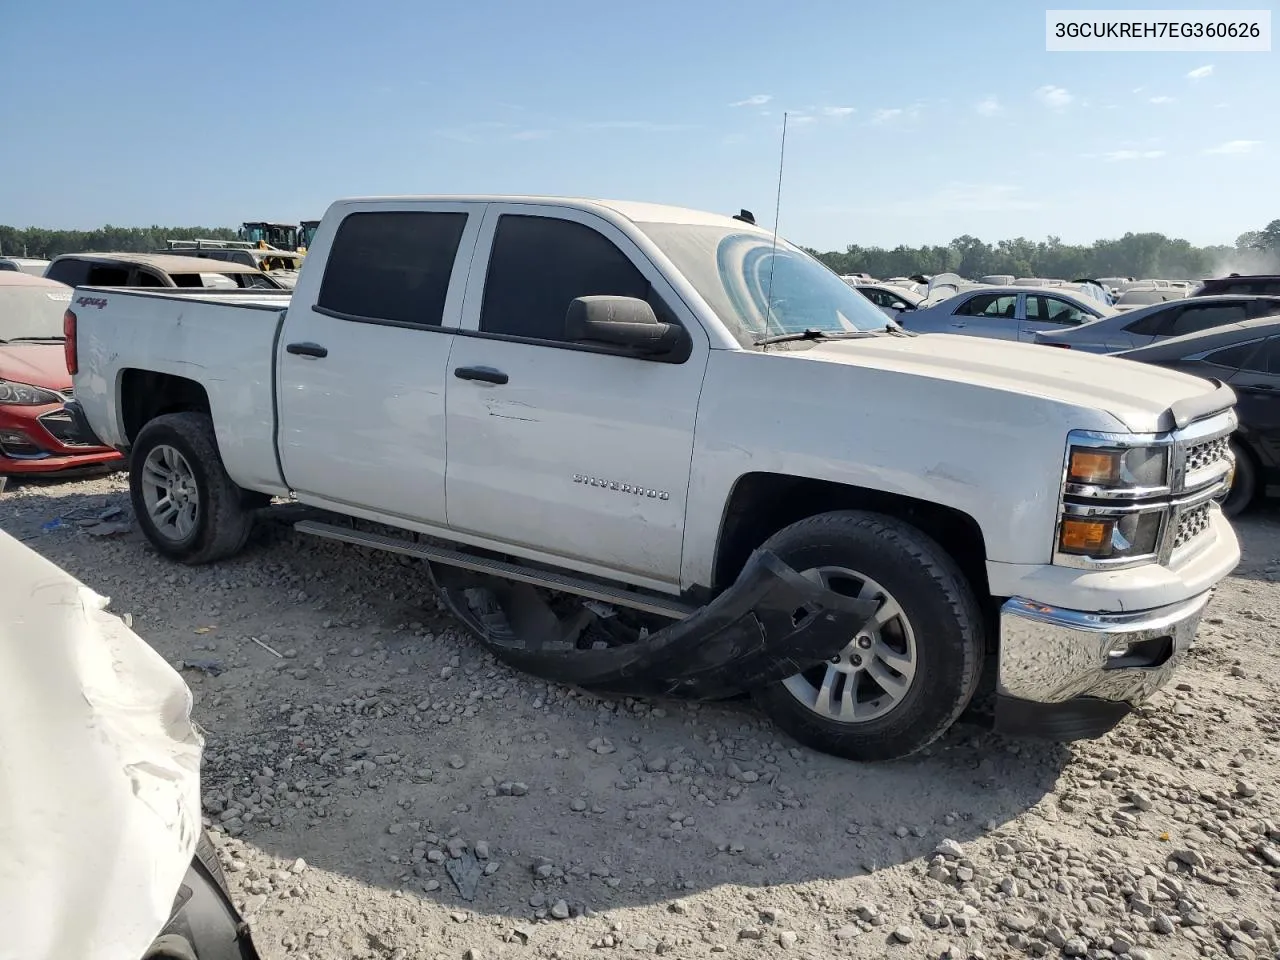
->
xmin=293 ymin=519 xmax=695 ymax=620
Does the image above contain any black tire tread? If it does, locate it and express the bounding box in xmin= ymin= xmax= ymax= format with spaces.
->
xmin=752 ymin=509 xmax=984 ymax=762
xmin=129 ymin=412 xmax=253 ymax=565
xmin=1222 ymin=439 xmax=1257 ymax=518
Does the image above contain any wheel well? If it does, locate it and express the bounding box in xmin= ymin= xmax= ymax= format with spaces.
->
xmin=120 ymin=370 xmax=212 ymax=445
xmin=712 ymin=473 xmax=991 ymax=602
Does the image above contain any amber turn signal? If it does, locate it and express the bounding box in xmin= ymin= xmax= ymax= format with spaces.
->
xmin=1068 ymin=449 xmax=1120 ymax=485
xmin=1059 ymin=517 xmax=1113 ymax=556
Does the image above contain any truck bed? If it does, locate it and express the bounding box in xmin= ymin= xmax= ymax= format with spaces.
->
xmin=70 ymin=285 xmax=290 ymax=495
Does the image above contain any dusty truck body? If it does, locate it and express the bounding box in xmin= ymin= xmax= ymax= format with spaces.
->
xmin=67 ymin=196 xmax=1241 ymax=761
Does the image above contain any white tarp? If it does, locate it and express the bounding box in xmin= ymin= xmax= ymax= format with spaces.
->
xmin=0 ymin=528 xmax=202 ymax=960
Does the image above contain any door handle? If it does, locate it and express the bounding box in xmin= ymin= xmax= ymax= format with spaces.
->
xmin=1240 ymin=383 xmax=1274 ymax=392
xmin=949 ymin=322 xmax=966 ymax=328
xmin=287 ymin=342 xmax=328 ymax=358
xmin=454 ymin=366 xmax=509 ymax=385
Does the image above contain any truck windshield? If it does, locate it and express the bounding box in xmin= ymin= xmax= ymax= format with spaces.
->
xmin=638 ymin=223 xmax=891 ymax=347
xmin=0 ymin=286 xmax=71 ymax=341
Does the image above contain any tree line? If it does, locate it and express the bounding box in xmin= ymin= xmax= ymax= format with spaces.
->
xmin=4 ymin=218 xmax=1279 ymax=281
xmin=0 ymin=225 xmax=240 ymax=259
xmin=808 ymin=219 xmax=1280 ymax=281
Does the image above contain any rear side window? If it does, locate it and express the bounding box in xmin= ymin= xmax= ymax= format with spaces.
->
xmin=1166 ymin=303 xmax=1248 ymax=337
xmin=1239 ymin=337 xmax=1280 ymax=375
xmin=45 ymin=258 xmax=92 ymax=287
xmin=1202 ymin=341 xmax=1259 ymax=370
xmin=479 ymin=215 xmax=651 ymax=342
xmin=1124 ymin=305 xmax=1175 ymax=336
xmin=1220 ymin=281 xmax=1280 ymax=296
xmin=954 ymin=293 xmax=1017 ymax=319
xmin=318 ymin=211 xmax=468 ymax=326
xmin=86 ymin=265 xmax=130 ymax=285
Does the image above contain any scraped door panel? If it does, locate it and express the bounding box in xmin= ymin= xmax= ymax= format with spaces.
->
xmin=443 ymin=206 xmax=708 ymax=588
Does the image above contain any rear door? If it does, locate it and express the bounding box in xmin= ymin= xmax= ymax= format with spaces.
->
xmin=943 ymin=292 xmax=1021 ymax=339
xmin=443 ymin=205 xmax=708 ymax=588
xmin=1019 ymin=295 xmax=1096 ymax=342
xmin=276 ymin=204 xmax=482 ymax=527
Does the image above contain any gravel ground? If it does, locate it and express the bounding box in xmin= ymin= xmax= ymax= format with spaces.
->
xmin=5 ymin=472 xmax=1280 ymax=960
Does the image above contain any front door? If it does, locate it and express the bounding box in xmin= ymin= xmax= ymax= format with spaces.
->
xmin=946 ymin=291 xmax=1021 ymax=340
xmin=276 ymin=204 xmax=482 ymax=527
xmin=443 ymin=205 xmax=709 ymax=589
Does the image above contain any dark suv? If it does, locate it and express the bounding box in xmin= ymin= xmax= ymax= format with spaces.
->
xmin=1193 ymin=275 xmax=1280 ymax=297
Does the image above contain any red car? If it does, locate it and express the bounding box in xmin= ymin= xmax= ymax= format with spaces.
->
xmin=0 ymin=273 xmax=122 ymax=476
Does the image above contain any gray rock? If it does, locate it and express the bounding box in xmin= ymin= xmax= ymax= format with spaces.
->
xmin=777 ymin=930 xmax=798 ymax=948
xmin=550 ymin=899 xmax=570 ymax=920
xmin=1153 ymin=914 xmax=1176 ymax=935
xmin=1062 ymin=938 xmax=1088 ymax=957
xmin=1000 ymin=913 xmax=1036 ymax=933
xmin=739 ymin=928 xmax=764 ymax=941
xmin=935 ymin=838 xmax=965 ymax=859
xmin=1171 ymin=849 xmax=1205 ymax=869
xmin=854 ymin=902 xmax=880 ymax=923
xmin=891 ymin=926 xmax=915 ymax=944
xmin=1237 ymin=780 xmax=1259 ymax=798
xmin=833 ymin=926 xmax=859 ymax=942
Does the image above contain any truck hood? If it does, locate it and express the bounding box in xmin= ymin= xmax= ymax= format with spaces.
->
xmin=801 ymin=333 xmax=1229 ymax=432
xmin=0 ymin=341 xmax=70 ymax=391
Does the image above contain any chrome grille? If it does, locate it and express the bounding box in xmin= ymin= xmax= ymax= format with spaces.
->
xmin=1185 ymin=436 xmax=1229 ymax=476
xmin=1174 ymin=503 xmax=1211 ymax=549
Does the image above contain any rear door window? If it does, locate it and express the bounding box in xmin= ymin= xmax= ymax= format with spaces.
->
xmin=1201 ymin=341 xmax=1261 ymax=371
xmin=318 ymin=211 xmax=469 ymax=327
xmin=86 ymin=265 xmax=130 ymax=285
xmin=478 ymin=214 xmax=652 ymax=343
xmin=1027 ymin=296 xmax=1092 ymax=325
xmin=1239 ymin=337 xmax=1280 ymax=374
xmin=954 ymin=293 xmax=1017 ymax=319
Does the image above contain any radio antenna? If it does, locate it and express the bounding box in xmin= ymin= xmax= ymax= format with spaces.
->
xmin=762 ymin=111 xmax=789 ymax=344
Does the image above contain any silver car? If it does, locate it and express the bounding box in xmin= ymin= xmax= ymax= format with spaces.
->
xmin=900 ymin=286 xmax=1111 ymax=342
xmin=1033 ymin=295 xmax=1280 ymax=353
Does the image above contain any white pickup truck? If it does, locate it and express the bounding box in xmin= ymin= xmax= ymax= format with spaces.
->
xmin=66 ymin=195 xmax=1241 ymax=762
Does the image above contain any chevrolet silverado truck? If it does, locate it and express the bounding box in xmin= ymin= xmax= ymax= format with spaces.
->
xmin=65 ymin=196 xmax=1242 ymax=762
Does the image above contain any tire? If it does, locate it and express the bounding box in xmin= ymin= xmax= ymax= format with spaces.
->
xmin=751 ymin=510 xmax=984 ymax=762
xmin=129 ymin=412 xmax=254 ymax=564
xmin=1221 ymin=439 xmax=1257 ymax=519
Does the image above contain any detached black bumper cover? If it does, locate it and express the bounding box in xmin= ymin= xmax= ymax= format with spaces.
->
xmin=436 ymin=549 xmax=877 ymax=700
xmin=62 ymin=399 xmax=110 ymax=447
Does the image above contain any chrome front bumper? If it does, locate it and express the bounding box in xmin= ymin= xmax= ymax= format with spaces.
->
xmin=995 ymin=591 xmax=1211 ymax=739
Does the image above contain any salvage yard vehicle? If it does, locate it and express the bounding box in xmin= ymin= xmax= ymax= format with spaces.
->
xmin=0 ymin=273 xmax=121 ymax=475
xmin=901 ymin=285 xmax=1114 ymax=341
xmin=46 ymin=253 xmax=286 ymax=291
xmin=66 ymin=195 xmax=1241 ymax=762
xmin=1034 ymin=295 xmax=1280 ymax=354
xmin=1117 ymin=315 xmax=1280 ymax=517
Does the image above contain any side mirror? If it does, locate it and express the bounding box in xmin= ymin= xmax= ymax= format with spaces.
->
xmin=565 ymin=296 xmax=685 ymax=354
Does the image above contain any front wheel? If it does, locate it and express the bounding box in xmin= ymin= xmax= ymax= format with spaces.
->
xmin=1220 ymin=439 xmax=1257 ymax=518
xmin=752 ymin=510 xmax=984 ymax=762
xmin=129 ymin=412 xmax=255 ymax=564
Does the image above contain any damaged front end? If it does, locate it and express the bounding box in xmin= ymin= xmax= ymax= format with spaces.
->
xmin=430 ymin=549 xmax=878 ymax=701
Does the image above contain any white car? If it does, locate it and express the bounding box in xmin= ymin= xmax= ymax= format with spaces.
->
xmin=67 ymin=194 xmax=1239 ymax=762
xmin=900 ymin=285 xmax=1113 ymax=341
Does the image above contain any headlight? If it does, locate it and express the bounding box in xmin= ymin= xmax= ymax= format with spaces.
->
xmin=1058 ymin=510 xmax=1163 ymax=560
xmin=1066 ymin=444 xmax=1169 ymax=490
xmin=0 ymin=379 xmax=62 ymax=406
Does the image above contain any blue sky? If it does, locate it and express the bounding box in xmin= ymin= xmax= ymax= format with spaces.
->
xmin=0 ymin=0 xmax=1274 ymax=250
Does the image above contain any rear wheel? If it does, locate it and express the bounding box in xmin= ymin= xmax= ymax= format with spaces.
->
xmin=752 ymin=510 xmax=984 ymax=762
xmin=1221 ymin=439 xmax=1257 ymax=518
xmin=130 ymin=412 xmax=254 ymax=564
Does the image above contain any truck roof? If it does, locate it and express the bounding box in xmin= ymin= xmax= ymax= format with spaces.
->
xmin=49 ymin=252 xmax=264 ymax=274
xmin=330 ymin=196 xmax=768 ymax=232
